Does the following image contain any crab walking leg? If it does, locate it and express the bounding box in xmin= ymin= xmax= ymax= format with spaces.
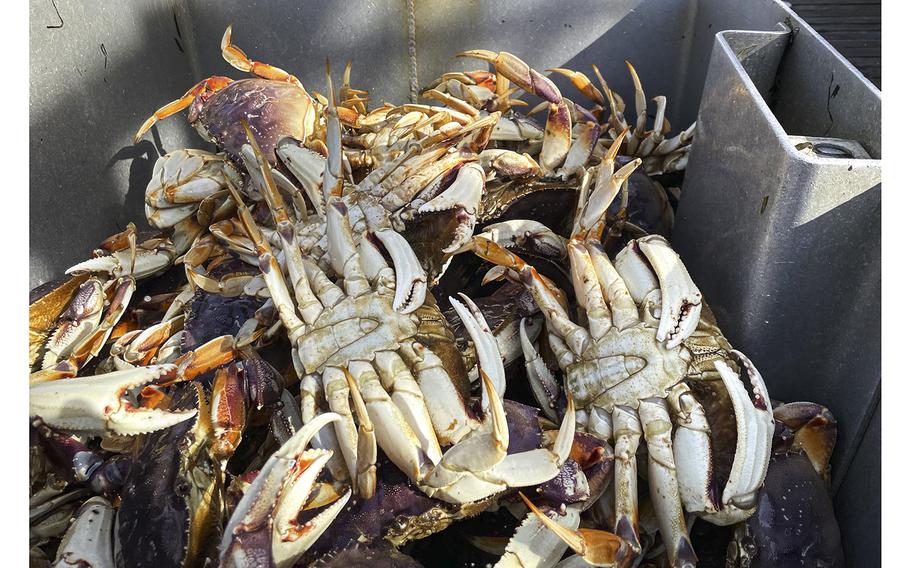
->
xmin=299 ymin=373 xmax=350 ymax=483
xmin=612 ymin=405 xmax=643 ymax=554
xmin=654 ymin=121 xmax=696 ymax=156
xmin=228 ymin=182 xmax=311 ymax=346
xmin=468 ymin=237 xmax=590 ymax=356
xmin=495 ymin=504 xmax=582 ymax=568
xmin=134 ymin=76 xmax=233 ymax=142
xmin=241 ymin=121 xmax=323 ymax=325
xmin=221 ymin=24 xmax=304 ymax=88
xmin=557 ymin=119 xmax=601 ymax=180
xmin=348 ymin=358 xmax=432 ymax=481
xmin=667 ymin=382 xmax=716 ymax=514
xmin=374 ymin=350 xmax=443 ymax=464
xmin=576 ymin=150 xmax=639 ymax=238
xmin=638 ymin=398 xmax=697 ymax=568
xmin=400 ymin=339 xmax=476 ymax=446
xmin=519 ymin=493 xmax=631 ymax=568
xmin=458 ymin=50 xmax=571 ymax=175
xmin=326 ymin=201 xmax=371 ymax=298
xmin=520 ymin=318 xmax=560 ymax=422
xmin=636 ymin=96 xmax=667 ymax=157
xmin=320 ymin=367 xmax=360 ymax=489
xmin=342 ymin=365 xmax=378 ymax=498
xmin=567 ymin=240 xmax=612 ymax=340
xmin=586 ymin=241 xmax=640 ymax=331
xmin=323 ymin=67 xmax=345 ymax=202
xmin=625 ymin=61 xmax=648 ymax=156
xmin=548 ymin=68 xmax=606 ymax=106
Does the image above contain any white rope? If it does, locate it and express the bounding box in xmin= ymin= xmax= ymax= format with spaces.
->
xmin=406 ymin=0 xmax=419 ymax=103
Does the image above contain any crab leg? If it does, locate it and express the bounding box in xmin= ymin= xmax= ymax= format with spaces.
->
xmin=134 ymin=76 xmax=233 ymax=142
xmin=400 ymin=339 xmax=475 ymax=446
xmin=321 ymin=366 xmax=361 ymax=491
xmin=636 ymin=96 xmax=667 ymax=157
xmin=228 ymin=181 xmax=311 ymax=347
xmin=469 ymin=237 xmax=590 ymax=356
xmin=221 ymin=25 xmax=304 ymax=89
xmin=299 ymin=373 xmax=351 ymax=483
xmin=343 ymin=364 xmax=378 ymax=498
xmin=625 ymin=61 xmax=648 ymax=155
xmin=323 ymin=66 xmax=345 ymax=202
xmin=557 ymin=119 xmax=601 ymax=180
xmin=548 ymin=68 xmax=606 ymax=107
xmin=519 ymin=493 xmax=631 ymax=567
xmin=374 ymin=350 xmax=443 ymax=464
xmin=586 ymin=241 xmax=639 ymax=331
xmin=243 ymin=122 xmax=325 ymax=326
xmin=612 ymin=405 xmax=642 ymax=555
xmin=638 ymin=398 xmax=697 ymax=567
xmin=459 ymin=50 xmax=571 ymax=175
xmin=520 ymin=318 xmax=560 ymax=422
xmin=667 ymin=382 xmax=716 ymax=515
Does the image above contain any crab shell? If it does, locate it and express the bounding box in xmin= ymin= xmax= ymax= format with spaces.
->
xmin=194 ymin=78 xmax=316 ymax=164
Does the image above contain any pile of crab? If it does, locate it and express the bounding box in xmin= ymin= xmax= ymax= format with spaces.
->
xmin=29 ymin=27 xmax=846 ymax=568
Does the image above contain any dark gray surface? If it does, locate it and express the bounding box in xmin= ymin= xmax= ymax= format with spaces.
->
xmin=835 ymin=400 xmax=880 ymax=567
xmin=30 ymin=0 xmax=880 ymax=560
xmin=29 ymin=0 xmax=200 ymax=287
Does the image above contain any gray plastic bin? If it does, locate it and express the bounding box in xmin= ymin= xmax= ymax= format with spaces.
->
xmin=29 ymin=0 xmax=880 ymax=564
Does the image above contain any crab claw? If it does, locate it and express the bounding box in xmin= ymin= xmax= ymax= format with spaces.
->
xmin=29 ymin=364 xmax=196 ymax=436
xmin=417 ymin=162 xmax=484 ymax=254
xmin=637 ymin=236 xmax=701 ymax=348
xmin=53 ymin=496 xmax=115 ymax=567
xmin=373 ymin=228 xmax=427 ymax=313
xmin=710 ymin=351 xmax=774 ymax=524
xmin=220 ymin=412 xmax=351 ymax=568
xmin=66 ymin=237 xmax=176 ymax=280
xmin=519 ymin=492 xmax=633 ymax=567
